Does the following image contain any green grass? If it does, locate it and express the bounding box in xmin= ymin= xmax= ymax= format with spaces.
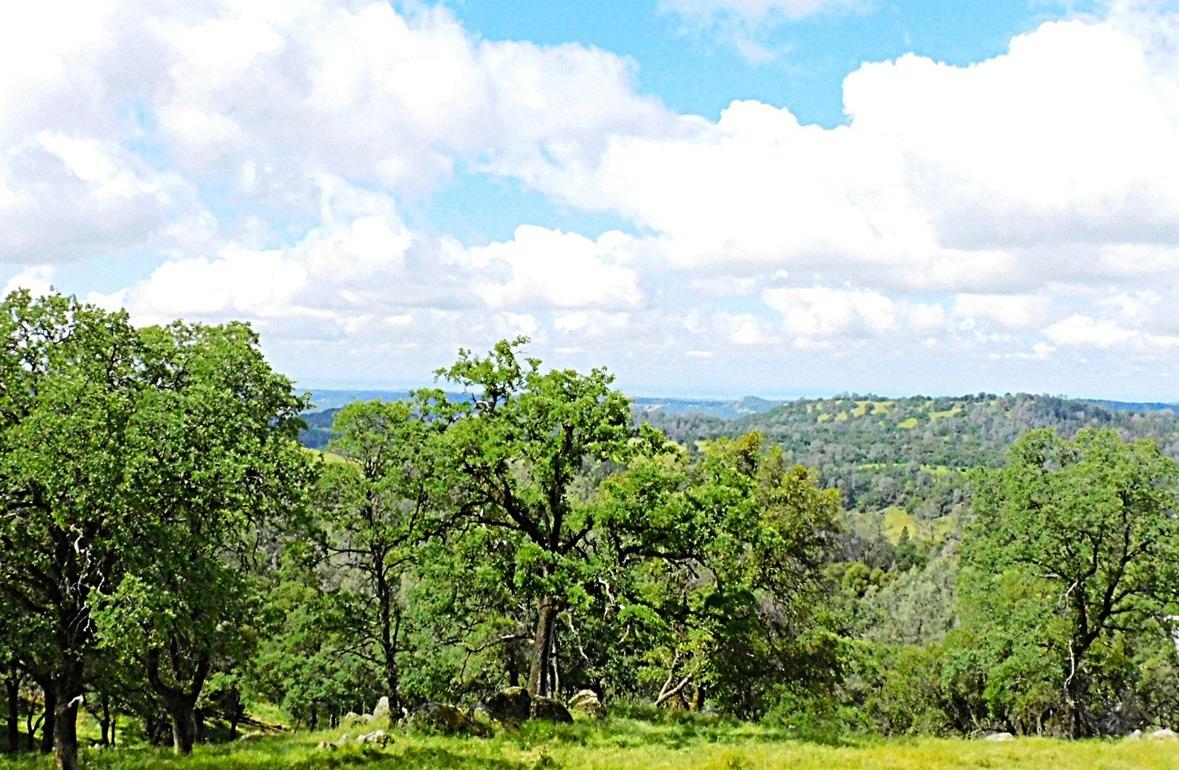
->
xmin=897 ymin=417 xmax=920 ymax=430
xmin=881 ymin=507 xmax=918 ymax=544
xmin=929 ymin=403 xmax=964 ymax=421
xmin=0 ymin=720 xmax=1170 ymax=770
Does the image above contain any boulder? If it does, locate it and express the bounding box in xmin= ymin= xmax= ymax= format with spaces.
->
xmin=469 ymin=707 xmax=497 ymax=736
xmin=336 ymin=733 xmax=352 ymax=747
xmin=1149 ymin=728 xmax=1177 ymax=741
xmin=568 ymin=689 xmax=604 ymax=720
xmin=372 ymin=696 xmax=391 ymax=725
xmin=530 ymin=696 xmax=573 ymax=723
xmin=341 ymin=711 xmax=372 ymax=728
xmin=410 ymin=702 xmax=475 ymax=735
xmin=484 ymin=686 xmax=532 ymax=725
xmin=983 ymin=732 xmax=1014 ymax=742
xmin=357 ymin=729 xmax=391 ymax=747
xmin=1128 ymin=729 xmax=1142 ymax=740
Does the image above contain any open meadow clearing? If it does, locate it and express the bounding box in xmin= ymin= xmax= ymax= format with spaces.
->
xmin=1 ymin=720 xmax=1175 ymax=770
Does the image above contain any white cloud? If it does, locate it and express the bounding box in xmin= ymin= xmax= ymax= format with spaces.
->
xmin=2 ymin=265 xmax=56 ymax=297
xmin=1043 ymin=313 xmax=1179 ymax=350
xmin=454 ymin=226 xmax=642 ymax=310
xmin=763 ymin=286 xmax=897 ymax=339
xmin=5 ymin=1 xmax=1179 ymax=395
xmin=952 ymin=294 xmax=1044 ymax=330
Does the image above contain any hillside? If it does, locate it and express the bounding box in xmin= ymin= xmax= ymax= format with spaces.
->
xmin=301 ymin=391 xmax=1179 ymax=518
xmin=644 ymin=393 xmax=1179 ymax=516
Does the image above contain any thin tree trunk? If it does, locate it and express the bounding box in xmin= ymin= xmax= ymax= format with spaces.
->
xmin=4 ymin=668 xmax=17 ymax=755
xmin=98 ymin=693 xmax=111 ymax=746
xmin=527 ymin=597 xmax=557 ymax=697
xmin=40 ymin=684 xmax=55 ymax=755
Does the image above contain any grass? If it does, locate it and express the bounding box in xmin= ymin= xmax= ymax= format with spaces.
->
xmin=881 ymin=507 xmax=918 ymax=544
xmin=0 ymin=720 xmax=1171 ymax=770
xmin=897 ymin=417 xmax=920 ymax=430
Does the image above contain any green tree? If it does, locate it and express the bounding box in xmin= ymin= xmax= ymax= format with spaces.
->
xmin=435 ymin=339 xmax=633 ymax=697
xmin=92 ymin=321 xmax=312 ymax=754
xmin=314 ymin=397 xmax=453 ymax=717
xmin=959 ymin=428 xmax=1179 ymax=736
xmin=0 ymin=291 xmax=141 ymax=770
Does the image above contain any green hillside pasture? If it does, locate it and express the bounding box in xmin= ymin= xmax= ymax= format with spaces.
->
xmin=0 ymin=721 xmax=1170 ymax=770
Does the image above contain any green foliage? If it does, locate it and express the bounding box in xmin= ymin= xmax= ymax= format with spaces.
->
xmin=953 ymin=428 xmax=1179 ymax=736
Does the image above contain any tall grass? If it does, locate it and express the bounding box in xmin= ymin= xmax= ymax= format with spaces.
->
xmin=0 ymin=718 xmax=1171 ymax=770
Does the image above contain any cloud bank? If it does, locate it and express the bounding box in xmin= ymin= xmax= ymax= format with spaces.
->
xmin=3 ymin=0 xmax=1179 ymax=397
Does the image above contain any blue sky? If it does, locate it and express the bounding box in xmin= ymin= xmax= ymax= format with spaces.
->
xmin=3 ymin=0 xmax=1179 ymax=399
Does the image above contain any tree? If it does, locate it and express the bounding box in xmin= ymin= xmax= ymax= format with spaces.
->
xmin=314 ymin=397 xmax=452 ymax=717
xmin=595 ymin=432 xmax=842 ymax=716
xmin=436 ymin=339 xmax=633 ymax=697
xmin=959 ymin=428 xmax=1179 ymax=736
xmin=0 ymin=292 xmax=313 ymax=766
xmin=91 ymin=321 xmax=313 ymax=754
xmin=0 ymin=291 xmax=142 ymax=770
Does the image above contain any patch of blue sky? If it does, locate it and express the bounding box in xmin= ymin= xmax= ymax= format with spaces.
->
xmin=404 ymin=163 xmax=639 ymax=245
xmin=445 ymin=0 xmax=1102 ymax=127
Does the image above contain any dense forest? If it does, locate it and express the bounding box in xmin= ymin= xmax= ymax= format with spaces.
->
xmin=2 ymin=292 xmax=1178 ymax=770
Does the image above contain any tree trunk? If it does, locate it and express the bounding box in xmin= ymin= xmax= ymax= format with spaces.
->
xmin=52 ymin=677 xmax=80 ymax=770
xmin=5 ymin=668 xmax=17 ymax=755
xmin=168 ymin=700 xmax=197 ymax=755
xmin=527 ymin=597 xmax=557 ymax=697
xmin=40 ymin=684 xmax=55 ymax=755
xmin=98 ymin=693 xmax=111 ymax=746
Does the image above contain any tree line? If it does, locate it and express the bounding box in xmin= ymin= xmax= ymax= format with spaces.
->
xmin=1 ymin=292 xmax=1177 ymax=770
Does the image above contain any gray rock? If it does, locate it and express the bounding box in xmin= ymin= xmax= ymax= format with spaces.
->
xmin=530 ymin=696 xmax=573 ymax=723
xmin=984 ymin=732 xmax=1014 ymax=742
xmin=357 ymin=728 xmax=391 ymax=747
xmin=1149 ymin=728 xmax=1177 ymax=740
xmin=372 ymin=696 xmax=391 ymax=725
xmin=1128 ymin=729 xmax=1142 ymax=740
xmin=484 ymin=686 xmax=532 ymax=724
xmin=341 ymin=711 xmax=372 ymax=728
xmin=410 ymin=702 xmax=476 ymax=735
xmin=336 ymin=733 xmax=351 ymax=747
xmin=568 ymin=689 xmax=604 ymax=720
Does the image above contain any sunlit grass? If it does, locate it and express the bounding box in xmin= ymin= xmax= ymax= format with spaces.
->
xmin=1 ymin=720 xmax=1171 ymax=770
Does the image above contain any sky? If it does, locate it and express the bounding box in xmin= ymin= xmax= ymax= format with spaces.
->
xmin=2 ymin=0 xmax=1179 ymax=400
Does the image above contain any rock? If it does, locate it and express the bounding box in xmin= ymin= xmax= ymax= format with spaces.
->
xmin=341 ymin=711 xmax=372 ymax=728
xmin=484 ymin=686 xmax=532 ymax=724
xmin=372 ymin=696 xmax=391 ymax=725
xmin=530 ymin=696 xmax=573 ymax=723
xmin=470 ymin=707 xmax=497 ymax=736
xmin=984 ymin=732 xmax=1014 ymax=742
xmin=336 ymin=733 xmax=351 ymax=747
xmin=237 ymin=732 xmax=265 ymax=742
xmin=568 ymin=689 xmax=604 ymax=720
xmin=410 ymin=702 xmax=475 ymax=735
xmin=1128 ymin=729 xmax=1142 ymax=740
xmin=357 ymin=729 xmax=391 ymax=747
xmin=1149 ymin=728 xmax=1177 ymax=740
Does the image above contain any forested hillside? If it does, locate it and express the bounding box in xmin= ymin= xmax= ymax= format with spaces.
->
xmin=647 ymin=394 xmax=1179 ymax=513
xmin=4 ymin=294 xmax=1177 ymax=770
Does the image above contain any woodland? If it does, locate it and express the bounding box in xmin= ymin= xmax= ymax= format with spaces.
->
xmin=1 ymin=291 xmax=1177 ymax=770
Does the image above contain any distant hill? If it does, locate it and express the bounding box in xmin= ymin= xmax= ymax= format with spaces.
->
xmin=644 ymin=393 xmax=1179 ymax=515
xmin=300 ymin=390 xmax=1179 ymax=518
xmin=299 ymin=389 xmax=783 ymax=448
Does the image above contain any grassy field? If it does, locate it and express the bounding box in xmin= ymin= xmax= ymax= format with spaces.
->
xmin=0 ymin=719 xmax=1172 ymax=770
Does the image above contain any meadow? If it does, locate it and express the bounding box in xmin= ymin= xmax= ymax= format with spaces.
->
xmin=0 ymin=719 xmax=1172 ymax=770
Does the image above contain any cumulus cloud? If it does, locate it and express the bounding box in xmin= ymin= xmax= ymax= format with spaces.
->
xmin=5 ymin=0 xmax=1179 ymax=395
